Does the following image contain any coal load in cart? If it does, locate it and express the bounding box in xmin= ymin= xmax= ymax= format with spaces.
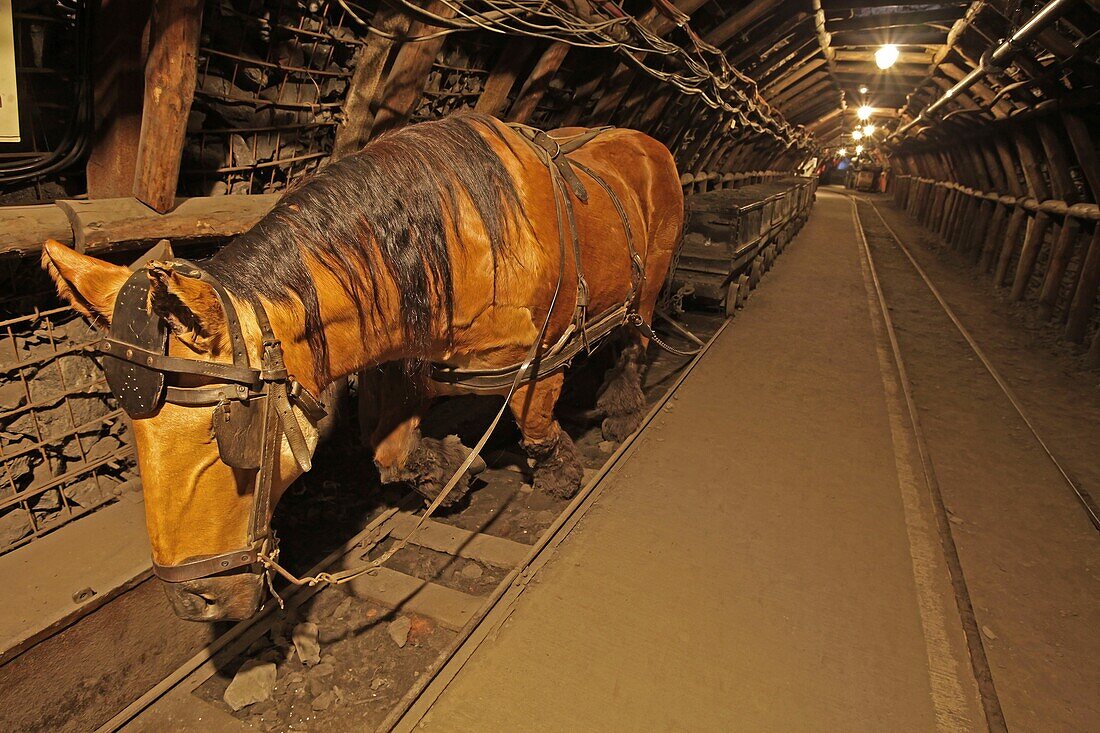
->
xmin=667 ymin=177 xmax=816 ymax=317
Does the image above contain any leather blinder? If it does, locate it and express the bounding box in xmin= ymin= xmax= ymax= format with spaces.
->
xmin=213 ymin=398 xmax=265 ymax=469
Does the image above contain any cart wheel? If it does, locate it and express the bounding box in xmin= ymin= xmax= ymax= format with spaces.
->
xmin=749 ymin=256 xmax=763 ymax=288
xmin=724 ymin=279 xmax=738 ymax=318
xmin=736 ymin=274 xmax=751 ymax=308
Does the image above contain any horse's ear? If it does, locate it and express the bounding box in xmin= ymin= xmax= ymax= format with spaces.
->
xmin=146 ymin=261 xmax=227 ymax=354
xmin=41 ymin=240 xmax=131 ymax=328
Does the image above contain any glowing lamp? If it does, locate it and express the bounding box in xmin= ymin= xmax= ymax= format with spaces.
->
xmin=857 ymin=105 xmax=873 ymax=121
xmin=875 ymin=44 xmax=899 ymax=70
xmin=859 ymin=85 xmax=869 ymax=95
xmin=852 ymin=129 xmax=863 ymax=140
xmin=863 ymin=124 xmax=876 ymax=136
xmin=838 ymin=148 xmax=848 ymax=157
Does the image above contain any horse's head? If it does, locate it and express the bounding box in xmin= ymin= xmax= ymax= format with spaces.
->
xmin=42 ymin=240 xmax=322 ymax=621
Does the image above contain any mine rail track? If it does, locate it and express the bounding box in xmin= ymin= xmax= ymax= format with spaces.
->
xmin=851 ymin=194 xmax=1099 ymax=532
xmin=101 ymin=325 xmax=722 ymax=733
xmin=97 ymin=191 xmax=812 ymax=733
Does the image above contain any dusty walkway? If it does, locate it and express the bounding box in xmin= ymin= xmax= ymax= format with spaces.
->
xmin=396 ymin=191 xmax=987 ymax=732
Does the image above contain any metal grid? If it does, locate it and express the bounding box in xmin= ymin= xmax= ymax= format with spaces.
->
xmin=181 ymin=0 xmax=364 ymax=196
xmin=0 ymin=305 xmax=136 ymax=555
xmin=409 ymin=32 xmax=497 ymax=125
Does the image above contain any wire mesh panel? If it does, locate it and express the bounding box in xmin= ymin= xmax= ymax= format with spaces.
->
xmin=181 ymin=0 xmax=363 ymax=196
xmin=0 ymin=305 xmax=136 ymax=555
xmin=409 ymin=32 xmax=496 ymax=125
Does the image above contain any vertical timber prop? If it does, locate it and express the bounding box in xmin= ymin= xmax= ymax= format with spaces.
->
xmin=332 ymin=7 xmax=413 ymax=159
xmin=86 ymin=0 xmax=151 ymax=198
xmin=372 ymin=0 xmax=457 ymax=137
xmin=507 ymin=42 xmax=570 ymax=124
xmin=131 ymin=0 xmax=204 ymax=214
xmin=475 ymin=36 xmax=537 ymax=117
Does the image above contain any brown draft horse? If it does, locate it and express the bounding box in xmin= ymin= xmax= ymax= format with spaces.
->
xmin=42 ymin=112 xmax=683 ymax=620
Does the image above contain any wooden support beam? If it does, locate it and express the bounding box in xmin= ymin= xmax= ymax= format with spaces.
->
xmin=86 ymin=0 xmax=151 ymax=198
xmin=0 ymin=195 xmax=278 ymax=258
xmin=762 ymin=58 xmax=826 ymax=97
xmin=587 ymin=0 xmax=708 ymax=124
xmin=834 ymin=50 xmax=933 ymax=64
xmin=132 ymin=0 xmax=204 ymax=214
xmin=372 ymin=0 xmax=456 ymax=137
xmin=1037 ymin=216 xmax=1082 ymax=320
xmin=705 ymin=0 xmax=785 ymax=47
xmin=775 ymin=74 xmax=831 ymax=110
xmin=730 ymin=13 xmax=812 ymax=67
xmin=826 ymin=8 xmax=967 ymax=31
xmin=474 ymin=36 xmax=537 ymax=117
xmin=1066 ymin=224 xmax=1100 ymax=342
xmin=507 ymin=42 xmax=569 ymax=124
xmin=332 ymin=6 xmax=411 ymax=159
xmin=1062 ymin=112 xmax=1100 ymax=203
xmin=1036 ymin=119 xmax=1078 ymax=203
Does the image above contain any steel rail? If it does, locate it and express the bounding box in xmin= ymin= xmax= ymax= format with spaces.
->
xmin=857 ymin=195 xmax=1099 ymax=531
xmin=847 ymin=194 xmax=1008 ymax=732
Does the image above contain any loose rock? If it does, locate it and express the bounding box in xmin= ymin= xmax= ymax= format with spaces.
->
xmin=311 ymin=691 xmax=335 ymax=711
xmin=292 ymin=622 xmax=321 ymax=666
xmin=460 ymin=563 xmax=484 ymax=580
xmin=388 ymin=616 xmax=412 ymax=648
xmin=223 ymin=660 xmax=277 ymax=711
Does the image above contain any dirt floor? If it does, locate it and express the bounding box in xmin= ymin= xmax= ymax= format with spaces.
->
xmin=184 ymin=311 xmax=725 ymax=733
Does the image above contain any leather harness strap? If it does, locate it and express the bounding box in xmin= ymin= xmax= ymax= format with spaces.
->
xmin=430 ymin=122 xmax=695 ymax=391
xmin=99 ymin=259 xmax=325 ymax=584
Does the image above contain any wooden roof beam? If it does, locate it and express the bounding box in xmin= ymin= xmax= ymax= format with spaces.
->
xmin=705 ymin=0 xmax=789 ymax=47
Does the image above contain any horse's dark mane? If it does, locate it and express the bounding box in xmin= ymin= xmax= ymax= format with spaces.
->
xmin=205 ymin=112 xmax=522 ymax=384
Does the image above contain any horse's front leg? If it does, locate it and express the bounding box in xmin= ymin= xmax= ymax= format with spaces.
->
xmin=360 ymin=364 xmax=484 ymax=507
xmin=508 ymin=372 xmax=585 ymax=499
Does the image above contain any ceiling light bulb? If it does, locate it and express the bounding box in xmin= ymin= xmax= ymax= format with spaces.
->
xmin=875 ymin=44 xmax=899 ymax=70
xmin=856 ymin=145 xmax=864 ymax=155
xmin=859 ymin=85 xmax=869 ymax=95
xmin=838 ymin=148 xmax=848 ymax=157
xmin=852 ymin=129 xmax=863 ymax=140
xmin=863 ymin=124 xmax=876 ymax=135
xmin=857 ymin=105 xmax=873 ymax=121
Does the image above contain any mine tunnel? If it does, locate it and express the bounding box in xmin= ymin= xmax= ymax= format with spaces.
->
xmin=0 ymin=0 xmax=1098 ymax=730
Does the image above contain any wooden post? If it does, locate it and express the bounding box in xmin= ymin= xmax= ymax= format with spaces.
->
xmin=371 ymin=1 xmax=456 ymax=137
xmin=1065 ymin=224 xmax=1100 ymax=343
xmin=994 ymin=207 xmax=1028 ymax=286
xmin=507 ymin=42 xmax=570 ymax=124
xmin=1010 ymin=211 xmax=1052 ymax=301
xmin=1037 ymin=216 xmax=1081 ymax=320
xmin=331 ymin=6 xmax=412 ymax=159
xmin=132 ymin=0 xmax=204 ymax=214
xmin=86 ymin=0 xmax=151 ymax=198
xmin=474 ymin=36 xmax=536 ymax=117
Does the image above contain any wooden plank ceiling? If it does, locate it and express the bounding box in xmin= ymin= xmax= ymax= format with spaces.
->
xmin=683 ymin=0 xmax=970 ymax=145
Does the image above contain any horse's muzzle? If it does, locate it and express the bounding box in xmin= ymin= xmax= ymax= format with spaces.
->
xmin=161 ymin=572 xmax=266 ymax=621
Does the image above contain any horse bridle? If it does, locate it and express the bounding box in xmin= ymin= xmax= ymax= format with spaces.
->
xmin=98 ymin=260 xmax=325 ymax=584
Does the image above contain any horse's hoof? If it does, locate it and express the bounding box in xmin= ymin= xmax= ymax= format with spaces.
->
xmin=404 ymin=434 xmax=483 ymax=507
xmin=601 ymin=413 xmax=642 ymax=442
xmin=528 ymin=431 xmax=584 ymax=500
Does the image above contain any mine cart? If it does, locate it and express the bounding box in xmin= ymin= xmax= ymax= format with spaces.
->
xmin=667 ymin=177 xmax=815 ymax=317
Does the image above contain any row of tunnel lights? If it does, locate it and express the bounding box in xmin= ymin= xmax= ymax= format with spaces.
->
xmin=837 ymin=44 xmax=899 ymax=158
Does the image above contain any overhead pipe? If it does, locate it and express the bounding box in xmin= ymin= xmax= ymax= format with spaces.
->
xmin=892 ymin=0 xmax=1078 ymax=140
